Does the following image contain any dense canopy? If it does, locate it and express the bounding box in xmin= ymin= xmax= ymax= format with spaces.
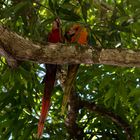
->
xmin=0 ymin=0 xmax=140 ymax=139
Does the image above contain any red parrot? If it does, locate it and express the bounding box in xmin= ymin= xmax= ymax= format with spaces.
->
xmin=61 ymin=24 xmax=88 ymax=114
xmin=37 ymin=18 xmax=62 ymax=138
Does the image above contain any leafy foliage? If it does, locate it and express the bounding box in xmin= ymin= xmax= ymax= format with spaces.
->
xmin=0 ymin=0 xmax=140 ymax=139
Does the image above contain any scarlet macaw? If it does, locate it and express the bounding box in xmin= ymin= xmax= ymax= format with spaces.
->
xmin=37 ymin=18 xmax=62 ymax=138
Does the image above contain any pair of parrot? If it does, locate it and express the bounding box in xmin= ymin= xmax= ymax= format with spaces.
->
xmin=37 ymin=18 xmax=88 ymax=138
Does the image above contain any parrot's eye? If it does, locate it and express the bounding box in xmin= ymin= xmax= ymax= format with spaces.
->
xmin=75 ymin=27 xmax=79 ymax=31
xmin=54 ymin=18 xmax=60 ymax=28
xmin=55 ymin=19 xmax=59 ymax=23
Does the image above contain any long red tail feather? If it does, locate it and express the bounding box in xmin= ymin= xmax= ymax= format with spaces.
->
xmin=37 ymin=64 xmax=57 ymax=138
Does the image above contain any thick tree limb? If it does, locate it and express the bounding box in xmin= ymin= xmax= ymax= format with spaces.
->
xmin=81 ymin=101 xmax=133 ymax=140
xmin=65 ymin=89 xmax=133 ymax=139
xmin=65 ymin=88 xmax=85 ymax=139
xmin=0 ymin=25 xmax=140 ymax=67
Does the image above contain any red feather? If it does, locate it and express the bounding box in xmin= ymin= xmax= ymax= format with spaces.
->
xmin=37 ymin=19 xmax=62 ymax=138
xmin=37 ymin=64 xmax=57 ymax=138
xmin=48 ymin=29 xmax=62 ymax=43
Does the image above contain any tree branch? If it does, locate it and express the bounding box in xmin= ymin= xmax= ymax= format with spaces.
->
xmin=81 ymin=101 xmax=133 ymax=140
xmin=65 ymin=88 xmax=85 ymax=139
xmin=0 ymin=46 xmax=18 ymax=68
xmin=0 ymin=25 xmax=140 ymax=67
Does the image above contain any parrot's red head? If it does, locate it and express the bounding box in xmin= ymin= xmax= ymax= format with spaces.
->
xmin=48 ymin=18 xmax=62 ymax=43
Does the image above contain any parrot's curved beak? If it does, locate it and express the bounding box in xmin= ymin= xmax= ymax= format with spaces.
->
xmin=52 ymin=18 xmax=61 ymax=29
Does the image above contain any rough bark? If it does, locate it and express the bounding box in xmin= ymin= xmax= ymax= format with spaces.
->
xmin=65 ymin=88 xmax=85 ymax=139
xmin=0 ymin=25 xmax=140 ymax=67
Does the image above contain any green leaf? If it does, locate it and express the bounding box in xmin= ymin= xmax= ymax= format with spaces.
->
xmin=63 ymin=0 xmax=71 ymax=4
xmin=81 ymin=2 xmax=90 ymax=22
xmin=48 ymin=0 xmax=55 ymax=15
xmin=104 ymin=88 xmax=114 ymax=107
xmin=13 ymin=1 xmax=29 ymax=14
xmin=59 ymin=7 xmax=81 ymax=21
